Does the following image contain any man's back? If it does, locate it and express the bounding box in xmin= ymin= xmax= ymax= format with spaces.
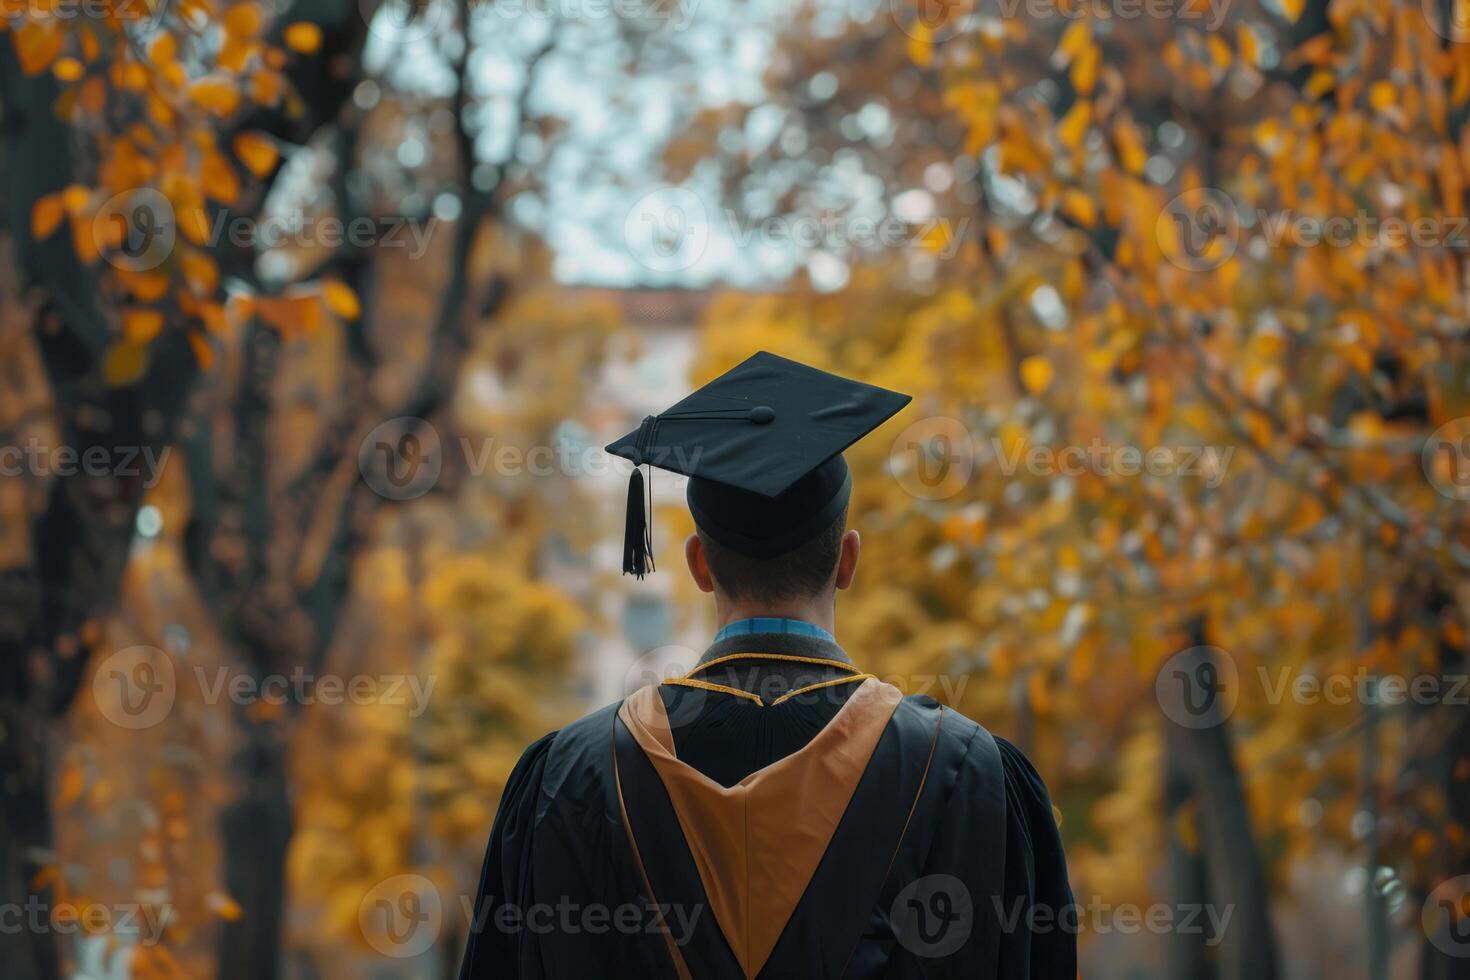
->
xmin=458 ymin=628 xmax=1075 ymax=978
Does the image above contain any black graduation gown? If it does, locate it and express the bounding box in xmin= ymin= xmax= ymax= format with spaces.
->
xmin=459 ymin=635 xmax=1075 ymax=979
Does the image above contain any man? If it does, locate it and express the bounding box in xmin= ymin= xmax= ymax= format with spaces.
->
xmin=460 ymin=352 xmax=1075 ymax=978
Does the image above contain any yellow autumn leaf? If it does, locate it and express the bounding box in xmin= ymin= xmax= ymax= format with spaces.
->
xmin=61 ymin=184 xmax=91 ymax=213
xmin=148 ymin=32 xmax=177 ymax=66
xmin=1057 ymin=100 xmax=1092 ymax=152
xmin=284 ymin=22 xmax=324 ymax=54
xmin=1020 ymin=354 xmax=1054 ymax=394
xmin=1114 ymin=120 xmax=1147 ymax=175
xmin=1237 ymin=24 xmax=1259 ymax=67
xmin=31 ymin=194 xmax=65 ymax=238
xmin=322 ymin=281 xmax=362 ymax=320
xmin=1368 ymin=80 xmax=1395 ymax=111
xmin=30 ymin=864 xmax=59 ymax=893
xmin=57 ymin=766 xmax=85 ymax=809
xmin=232 ymin=131 xmax=279 ymax=178
xmin=1060 ymin=189 xmax=1098 ymax=228
xmin=180 ymin=249 xmax=220 ymax=295
xmin=188 ymin=329 xmax=216 ymax=370
xmin=202 ymin=152 xmax=240 ymax=205
xmin=177 ymin=205 xmax=211 ymax=246
xmin=223 ymin=2 xmax=263 ymax=37
xmin=208 ymin=891 xmax=244 ymax=922
xmin=102 ymin=341 xmax=150 ymax=386
xmin=1056 ymin=20 xmax=1090 ymax=66
xmin=127 ymin=272 xmax=171 ymax=302
xmin=189 ymin=77 xmax=242 ymax=116
xmin=906 ymin=28 xmax=935 ymax=69
xmin=123 ymin=309 xmax=165 ymax=343
xmin=14 ymin=22 xmax=64 ymax=76
xmin=256 ymin=291 xmax=324 ymax=336
xmin=1070 ymin=45 xmax=1099 ymax=96
xmin=53 ymin=57 xmax=84 ymax=82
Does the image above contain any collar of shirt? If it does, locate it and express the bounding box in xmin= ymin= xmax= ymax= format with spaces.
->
xmin=713 ymin=617 xmax=836 ymax=645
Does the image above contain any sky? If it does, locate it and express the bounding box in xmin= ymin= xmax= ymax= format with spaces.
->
xmin=348 ymin=0 xmax=930 ymax=291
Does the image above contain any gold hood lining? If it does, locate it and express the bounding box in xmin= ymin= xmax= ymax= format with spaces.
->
xmin=618 ymin=677 xmax=902 ymax=978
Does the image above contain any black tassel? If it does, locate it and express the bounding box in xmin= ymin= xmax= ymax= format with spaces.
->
xmin=622 ymin=465 xmax=654 ymax=578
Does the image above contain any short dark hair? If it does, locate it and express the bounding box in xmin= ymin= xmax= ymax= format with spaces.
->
xmin=696 ymin=507 xmax=848 ymax=604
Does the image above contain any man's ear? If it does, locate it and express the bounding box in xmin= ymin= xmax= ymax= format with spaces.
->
xmin=834 ymin=529 xmax=861 ymax=590
xmin=685 ymin=533 xmax=716 ymax=593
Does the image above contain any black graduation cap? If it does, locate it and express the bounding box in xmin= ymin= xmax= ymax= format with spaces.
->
xmin=605 ymin=351 xmax=911 ymax=577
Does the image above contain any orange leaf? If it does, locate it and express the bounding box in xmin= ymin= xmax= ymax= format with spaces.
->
xmin=255 ymin=292 xmax=323 ymax=336
xmin=80 ymin=77 xmax=106 ymax=114
xmin=61 ymin=184 xmax=91 ymax=214
xmin=180 ymin=249 xmax=220 ymax=295
xmin=1070 ymin=45 xmax=1099 ymax=96
xmin=188 ymin=330 xmax=216 ymax=370
xmin=57 ymin=766 xmax=85 ymax=809
xmin=1056 ymin=20 xmax=1090 ymax=66
xmin=124 ymin=309 xmax=165 ymax=343
xmin=232 ymin=131 xmax=279 ymax=178
xmin=148 ymin=32 xmax=177 ymax=66
xmin=177 ymin=205 xmax=211 ymax=246
xmin=283 ymin=22 xmax=323 ymax=54
xmin=1060 ymin=189 xmax=1097 ymax=228
xmin=202 ymin=152 xmax=240 ymax=205
xmin=127 ymin=273 xmax=171 ymax=302
xmin=321 ymin=280 xmax=361 ymax=320
xmin=223 ymin=2 xmax=263 ymax=37
xmin=188 ymin=76 xmax=242 ymax=116
xmin=207 ymin=891 xmax=243 ymax=922
xmin=31 ymin=194 xmax=65 ymax=238
xmin=14 ymin=22 xmax=63 ymax=76
xmin=53 ymin=57 xmax=84 ymax=82
xmin=30 ymin=864 xmax=59 ymax=893
xmin=1020 ymin=354 xmax=1054 ymax=394
xmin=102 ymin=341 xmax=150 ymax=386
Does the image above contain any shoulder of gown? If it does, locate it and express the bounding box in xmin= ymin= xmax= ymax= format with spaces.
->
xmin=893 ymin=712 xmax=1075 ymax=978
xmin=461 ymin=708 xmax=1077 ymax=979
xmin=458 ymin=731 xmax=558 ymax=979
xmin=991 ymin=734 xmax=1077 ymax=978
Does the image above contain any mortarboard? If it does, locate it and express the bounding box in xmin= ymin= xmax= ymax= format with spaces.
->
xmin=605 ymin=351 xmax=911 ymax=577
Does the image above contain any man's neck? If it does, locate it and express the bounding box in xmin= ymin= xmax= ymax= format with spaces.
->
xmin=714 ymin=599 xmax=836 ymax=638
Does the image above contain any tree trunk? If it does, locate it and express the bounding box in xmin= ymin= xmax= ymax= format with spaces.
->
xmin=216 ymin=722 xmax=293 ymax=980
xmin=1164 ymin=731 xmax=1216 ymax=980
xmin=1 ymin=35 xmax=194 ymax=980
xmin=1160 ymin=634 xmax=1280 ymax=980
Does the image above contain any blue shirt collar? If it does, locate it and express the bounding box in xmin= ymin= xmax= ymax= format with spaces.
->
xmin=713 ymin=617 xmax=836 ymax=645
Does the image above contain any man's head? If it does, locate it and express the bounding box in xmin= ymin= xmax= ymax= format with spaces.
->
xmin=684 ymin=507 xmax=860 ymax=612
